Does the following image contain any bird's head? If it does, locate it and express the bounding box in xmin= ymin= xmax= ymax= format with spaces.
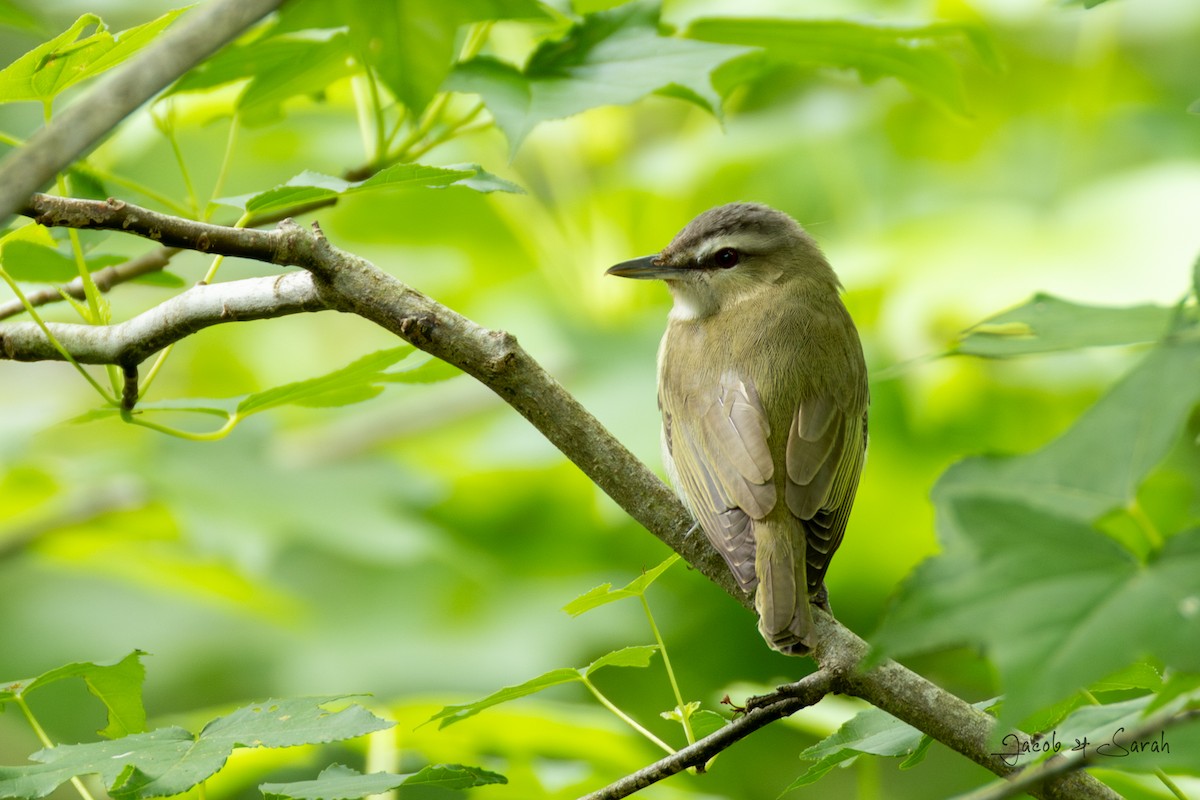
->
xmin=606 ymin=203 xmax=838 ymax=321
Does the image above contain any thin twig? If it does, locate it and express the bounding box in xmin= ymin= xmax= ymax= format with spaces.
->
xmin=0 ymin=247 xmax=180 ymax=322
xmin=579 ymin=671 xmax=836 ymax=800
xmin=959 ymin=709 xmax=1200 ymax=800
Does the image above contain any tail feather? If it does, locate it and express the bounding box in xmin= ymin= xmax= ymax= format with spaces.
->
xmin=753 ymin=523 xmax=814 ymax=655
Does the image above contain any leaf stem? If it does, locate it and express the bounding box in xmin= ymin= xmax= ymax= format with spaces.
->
xmin=15 ymin=697 xmax=99 ymax=800
xmin=1127 ymin=500 xmax=1164 ymax=551
xmin=640 ymin=595 xmax=695 ymax=745
xmin=581 ymin=677 xmax=675 ymax=756
xmin=124 ymin=410 xmax=240 ymax=441
xmin=157 ymin=103 xmax=201 ymax=216
xmin=1153 ymin=768 xmax=1188 ymax=800
xmin=206 ymin=114 xmax=240 ymax=219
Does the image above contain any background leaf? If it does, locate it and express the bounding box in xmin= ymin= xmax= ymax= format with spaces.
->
xmin=0 ymin=651 xmax=147 ymax=739
xmin=0 ymin=697 xmax=391 ymax=800
xmin=954 ymin=294 xmax=1176 ymax=357
xmin=687 ymin=19 xmax=992 ymax=116
xmin=449 ymin=1 xmax=747 ymax=150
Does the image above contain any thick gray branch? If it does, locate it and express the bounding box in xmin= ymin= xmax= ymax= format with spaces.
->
xmin=2 ymin=198 xmax=1121 ymax=800
xmin=1 ymin=272 xmax=327 ymax=364
xmin=0 ymin=0 xmax=285 ymax=225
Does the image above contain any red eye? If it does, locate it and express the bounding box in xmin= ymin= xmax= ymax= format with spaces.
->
xmin=714 ymin=247 xmax=739 ymax=268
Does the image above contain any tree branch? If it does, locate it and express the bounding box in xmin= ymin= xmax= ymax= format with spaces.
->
xmin=1 ymin=271 xmax=327 ymax=364
xmin=2 ymin=195 xmax=1122 ymax=800
xmin=0 ymin=0 xmax=285 ymax=225
xmin=0 ymin=246 xmax=180 ymax=322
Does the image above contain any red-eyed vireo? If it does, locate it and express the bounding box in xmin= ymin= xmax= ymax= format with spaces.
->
xmin=607 ymin=203 xmax=868 ymax=655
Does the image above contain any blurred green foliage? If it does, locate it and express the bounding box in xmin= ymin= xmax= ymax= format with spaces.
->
xmin=0 ymin=0 xmax=1199 ymax=798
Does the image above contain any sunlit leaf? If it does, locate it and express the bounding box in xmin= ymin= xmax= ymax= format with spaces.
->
xmin=955 ymin=294 xmax=1175 ymax=357
xmin=260 ymin=764 xmax=407 ymax=800
xmin=0 ymin=651 xmax=147 ymax=739
xmin=258 ymin=762 xmax=505 ymax=800
xmin=563 ymin=554 xmax=679 ymax=616
xmin=688 ymin=18 xmax=994 ymax=116
xmin=273 ymin=0 xmax=553 ymax=117
xmin=427 ymin=645 xmax=658 ymax=729
xmin=442 ymin=163 xmax=524 ymax=194
xmin=220 ymin=164 xmax=485 ymax=218
xmin=399 ymin=764 xmax=507 ymax=790
xmin=426 ymin=668 xmax=583 ymax=729
xmin=583 ymin=645 xmax=658 ymax=675
xmin=0 ymin=697 xmax=391 ymax=800
xmin=449 ymin=1 xmax=747 ymax=151
xmin=378 ymin=355 xmax=462 ymax=384
xmin=237 ymin=32 xmax=357 ymax=127
xmin=237 ymin=347 xmax=415 ymax=416
xmin=0 ymin=9 xmax=185 ymax=103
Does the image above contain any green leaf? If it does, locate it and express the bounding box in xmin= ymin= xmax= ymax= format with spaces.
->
xmin=1046 ymin=694 xmax=1200 ymax=774
xmin=563 ymin=554 xmax=680 ymax=616
xmin=442 ymin=163 xmax=525 ymax=194
xmin=220 ymin=164 xmax=482 ymax=218
xmin=0 ymin=9 xmax=185 ymax=104
xmin=400 ymin=764 xmax=507 ymax=790
xmin=273 ymin=0 xmax=552 ymax=117
xmin=936 ymin=339 xmax=1200 ymax=525
xmin=425 ymin=668 xmax=584 ymax=729
xmin=0 ymin=697 xmax=391 ymax=800
xmin=0 ymin=651 xmax=147 ymax=739
xmin=583 ymin=645 xmax=658 ymax=676
xmin=237 ymin=347 xmax=415 ymax=416
xmin=788 ymin=705 xmax=930 ymax=789
xmin=378 ymin=356 xmax=462 ymax=385
xmin=687 ymin=18 xmax=994 ymax=117
xmin=954 ymin=294 xmax=1175 ymax=357
xmin=1090 ymin=662 xmax=1163 ymax=693
xmin=129 ymin=270 xmax=186 ymax=289
xmin=0 ymin=240 xmax=79 ymax=281
xmin=0 ymin=231 xmax=135 ymax=283
xmin=448 ymin=1 xmax=747 ymax=151
xmin=690 ymin=709 xmax=728 ymax=739
xmin=426 ymin=645 xmax=658 ymax=729
xmin=874 ymin=511 xmax=1200 ymax=726
xmin=260 ymin=765 xmax=405 ymax=800
xmin=237 ymin=32 xmax=358 ymax=127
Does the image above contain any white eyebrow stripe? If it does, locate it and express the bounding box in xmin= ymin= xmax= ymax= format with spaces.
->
xmin=694 ymin=234 xmax=770 ymax=263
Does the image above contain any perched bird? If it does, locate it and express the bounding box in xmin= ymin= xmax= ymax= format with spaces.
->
xmin=607 ymin=203 xmax=868 ymax=655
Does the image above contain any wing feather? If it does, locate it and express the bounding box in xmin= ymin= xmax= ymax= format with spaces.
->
xmin=661 ymin=372 xmax=776 ymax=592
xmin=786 ymin=401 xmax=868 ymax=593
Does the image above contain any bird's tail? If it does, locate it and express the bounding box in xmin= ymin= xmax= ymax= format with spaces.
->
xmin=753 ymin=522 xmax=814 ymax=655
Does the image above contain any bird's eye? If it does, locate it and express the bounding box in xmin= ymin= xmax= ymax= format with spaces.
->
xmin=713 ymin=247 xmax=739 ymax=268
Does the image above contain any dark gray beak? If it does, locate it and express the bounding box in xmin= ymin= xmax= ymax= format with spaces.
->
xmin=606 ymin=255 xmax=673 ymax=280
